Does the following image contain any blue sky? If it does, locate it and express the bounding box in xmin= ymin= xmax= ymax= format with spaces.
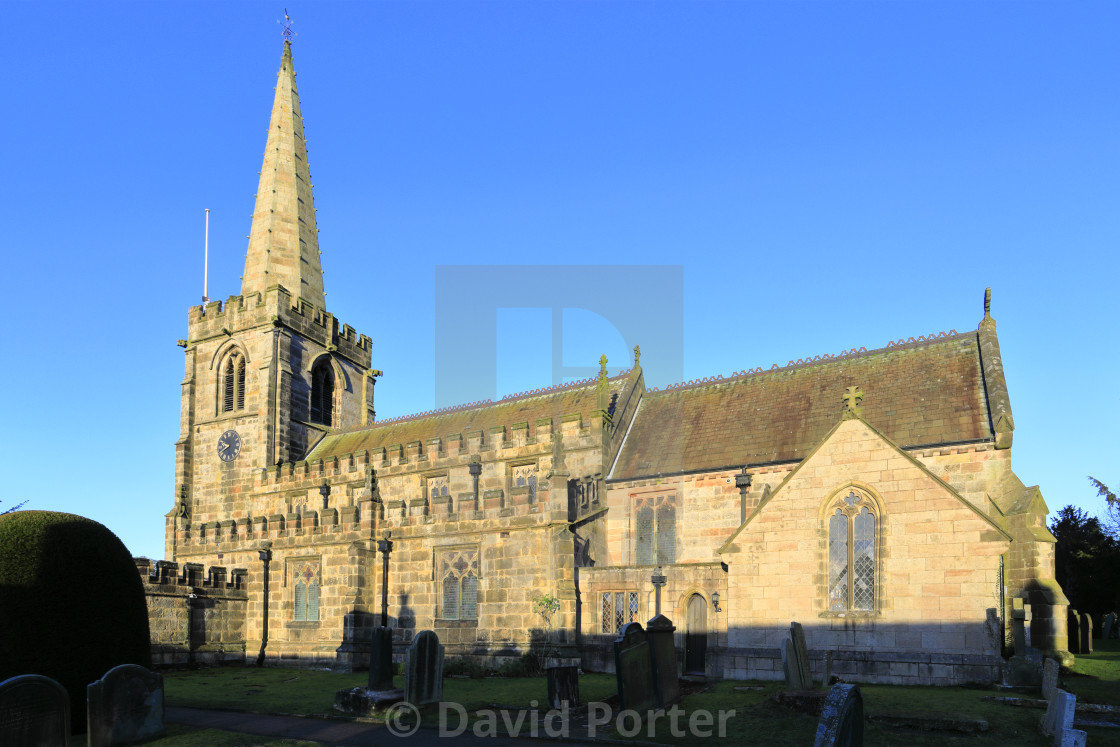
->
xmin=3 ymin=1 xmax=1117 ymax=559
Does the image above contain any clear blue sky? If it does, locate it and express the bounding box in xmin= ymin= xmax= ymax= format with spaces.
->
xmin=3 ymin=1 xmax=1117 ymax=560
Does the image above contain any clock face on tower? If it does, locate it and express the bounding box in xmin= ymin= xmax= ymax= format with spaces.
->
xmin=217 ymin=430 xmax=242 ymax=462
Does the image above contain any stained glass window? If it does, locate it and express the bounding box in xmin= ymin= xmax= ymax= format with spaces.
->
xmin=293 ymin=561 xmax=321 ymax=621
xmin=635 ymin=494 xmax=676 ymax=565
xmin=826 ymin=492 xmax=877 ymax=612
xmin=440 ymin=548 xmax=480 ymax=620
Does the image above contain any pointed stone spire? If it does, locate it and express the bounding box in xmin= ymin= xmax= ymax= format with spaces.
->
xmin=241 ymin=40 xmax=325 ymax=308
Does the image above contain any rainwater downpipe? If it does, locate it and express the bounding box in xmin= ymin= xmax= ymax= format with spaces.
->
xmin=256 ymin=545 xmax=273 ymax=666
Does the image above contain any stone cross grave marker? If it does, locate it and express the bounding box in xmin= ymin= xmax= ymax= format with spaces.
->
xmin=1042 ymin=657 xmax=1059 ymax=702
xmin=1104 ymin=612 xmax=1117 ymax=640
xmin=1079 ymin=613 xmax=1092 ymax=655
xmin=782 ymin=622 xmax=813 ymax=690
xmin=647 ymin=614 xmax=681 ymax=708
xmin=1040 ymin=689 xmax=1076 ymax=742
xmin=813 ymin=683 xmax=863 ymax=747
xmin=403 ymin=630 xmax=444 ymax=706
xmin=0 ymin=675 xmax=70 ymax=747
xmin=87 ymin=664 xmax=165 ymax=747
xmin=614 ymin=622 xmax=657 ymax=712
xmin=1066 ymin=609 xmax=1080 ymax=654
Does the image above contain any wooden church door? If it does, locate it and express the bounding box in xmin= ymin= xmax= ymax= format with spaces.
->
xmin=684 ymin=594 xmax=707 ymax=674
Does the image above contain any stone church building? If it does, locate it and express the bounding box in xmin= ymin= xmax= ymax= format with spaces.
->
xmin=141 ymin=39 xmax=1070 ymax=685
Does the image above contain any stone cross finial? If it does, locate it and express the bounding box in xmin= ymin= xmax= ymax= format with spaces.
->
xmin=651 ymin=566 xmax=667 ymax=615
xmin=633 ymin=345 xmax=641 ymax=367
xmin=842 ymin=386 xmax=864 ymax=419
xmin=598 ymin=354 xmax=608 ymax=380
xmin=984 ymin=287 xmax=992 ymax=320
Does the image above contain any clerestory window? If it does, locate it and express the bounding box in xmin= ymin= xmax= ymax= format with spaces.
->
xmin=827 ymin=490 xmax=877 ymax=612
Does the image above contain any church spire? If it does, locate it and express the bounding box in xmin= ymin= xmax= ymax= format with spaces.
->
xmin=241 ymin=38 xmax=325 ymax=308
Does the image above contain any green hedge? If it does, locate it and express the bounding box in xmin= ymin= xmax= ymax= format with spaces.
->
xmin=0 ymin=511 xmax=151 ymax=733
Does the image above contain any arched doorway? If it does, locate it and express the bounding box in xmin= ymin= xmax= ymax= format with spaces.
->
xmin=684 ymin=594 xmax=707 ymax=674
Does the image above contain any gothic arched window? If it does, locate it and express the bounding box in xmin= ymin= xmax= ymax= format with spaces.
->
xmin=827 ymin=490 xmax=877 ymax=612
xmin=439 ymin=548 xmax=479 ymax=621
xmin=220 ymin=349 xmax=247 ymax=413
xmin=293 ymin=562 xmax=320 ymax=622
xmin=310 ymin=358 xmax=335 ymax=426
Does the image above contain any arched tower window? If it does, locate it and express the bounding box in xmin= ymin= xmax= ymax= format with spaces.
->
xmin=220 ymin=349 xmax=247 ymax=413
xmin=827 ymin=490 xmax=878 ymax=612
xmin=310 ymin=358 xmax=335 ymax=426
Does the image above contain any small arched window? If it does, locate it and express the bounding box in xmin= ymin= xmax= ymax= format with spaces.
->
xmin=827 ymin=490 xmax=877 ymax=612
xmin=220 ymin=350 xmax=247 ymax=413
xmin=310 ymin=358 xmax=335 ymax=426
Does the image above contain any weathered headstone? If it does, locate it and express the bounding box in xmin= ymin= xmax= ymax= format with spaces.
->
xmin=1040 ymin=689 xmax=1076 ymax=742
xmin=87 ymin=664 xmax=165 ymax=747
xmin=1042 ymin=657 xmax=1059 ymax=701
xmin=1059 ymin=728 xmax=1087 ymax=746
xmin=614 ymin=622 xmax=657 ymax=712
xmin=403 ymin=630 xmax=444 ymax=706
xmin=1079 ymin=614 xmax=1092 ymax=655
xmin=1011 ymin=597 xmax=1027 ymax=654
xmin=0 ymin=675 xmax=70 ymax=747
xmin=647 ymin=614 xmax=681 ymax=707
xmin=813 ymin=683 xmax=863 ymax=747
xmin=1103 ymin=612 xmax=1116 ymax=641
xmin=545 ymin=658 xmax=580 ymax=709
xmin=783 ymin=622 xmax=813 ymax=690
xmin=1067 ymin=610 xmax=1080 ymax=654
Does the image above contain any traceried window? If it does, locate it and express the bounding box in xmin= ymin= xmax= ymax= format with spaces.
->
xmin=310 ymin=358 xmax=335 ymax=426
xmin=220 ymin=349 xmax=246 ymax=413
xmin=635 ymin=494 xmax=676 ymax=565
xmin=511 ymin=464 xmax=538 ymax=502
xmin=602 ymin=591 xmax=639 ymax=635
xmin=827 ymin=490 xmax=877 ymax=612
xmin=293 ymin=561 xmax=320 ymax=622
xmin=439 ymin=548 xmax=479 ymax=621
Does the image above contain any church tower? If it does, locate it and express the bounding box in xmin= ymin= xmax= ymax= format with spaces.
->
xmin=167 ymin=38 xmax=377 ymax=558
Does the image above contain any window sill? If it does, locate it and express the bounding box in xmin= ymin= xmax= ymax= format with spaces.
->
xmin=434 ymin=619 xmax=478 ymax=628
xmin=818 ymin=610 xmax=880 ymax=619
xmin=286 ymin=620 xmax=322 ymax=629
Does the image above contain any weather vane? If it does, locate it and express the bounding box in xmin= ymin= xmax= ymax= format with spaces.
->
xmin=279 ymin=9 xmax=295 ymax=43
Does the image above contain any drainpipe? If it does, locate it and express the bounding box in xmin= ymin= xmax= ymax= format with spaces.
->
xmin=469 ymin=457 xmax=482 ymax=511
xmin=256 ymin=545 xmax=273 ymax=666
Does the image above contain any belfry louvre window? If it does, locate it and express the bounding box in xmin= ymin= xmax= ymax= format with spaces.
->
xmin=221 ymin=350 xmax=246 ymax=413
xmin=602 ymin=591 xmax=639 ymax=634
xmin=635 ymin=494 xmax=676 ymax=565
xmin=828 ymin=490 xmax=877 ymax=612
xmin=439 ymin=548 xmax=479 ymax=621
xmin=310 ymin=359 xmax=334 ymax=426
xmin=293 ymin=562 xmax=321 ymax=622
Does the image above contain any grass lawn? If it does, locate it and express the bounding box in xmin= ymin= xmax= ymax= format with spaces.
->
xmin=160 ymin=652 xmax=1120 ymax=746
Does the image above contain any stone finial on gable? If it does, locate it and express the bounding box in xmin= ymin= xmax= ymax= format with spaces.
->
xmin=633 ymin=345 xmax=641 ymax=368
xmin=842 ymin=386 xmax=864 ymax=420
xmin=980 ymin=287 xmax=996 ymax=330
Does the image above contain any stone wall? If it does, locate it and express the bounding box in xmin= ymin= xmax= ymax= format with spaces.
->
xmin=135 ymin=558 xmax=248 ymax=667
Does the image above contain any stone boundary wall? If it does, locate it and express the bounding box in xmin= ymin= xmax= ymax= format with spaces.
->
xmin=134 ymin=558 xmax=249 ymax=667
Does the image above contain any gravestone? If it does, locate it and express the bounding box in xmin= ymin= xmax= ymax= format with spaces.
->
xmin=1040 ymin=689 xmax=1076 ymax=742
xmin=813 ymin=683 xmax=863 ymax=747
xmin=1103 ymin=612 xmax=1116 ymax=641
xmin=403 ymin=630 xmax=444 ymax=706
xmin=545 ymin=658 xmax=580 ymax=709
xmin=1042 ymin=658 xmax=1059 ymax=701
xmin=782 ymin=622 xmax=812 ymax=690
xmin=614 ymin=622 xmax=657 ymax=712
xmin=87 ymin=664 xmax=165 ymax=747
xmin=1079 ymin=614 xmax=1092 ymax=655
xmin=1067 ymin=610 xmax=1080 ymax=654
xmin=1060 ymin=728 xmax=1087 ymax=746
xmin=647 ymin=614 xmax=681 ymax=707
xmin=0 ymin=675 xmax=70 ymax=747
